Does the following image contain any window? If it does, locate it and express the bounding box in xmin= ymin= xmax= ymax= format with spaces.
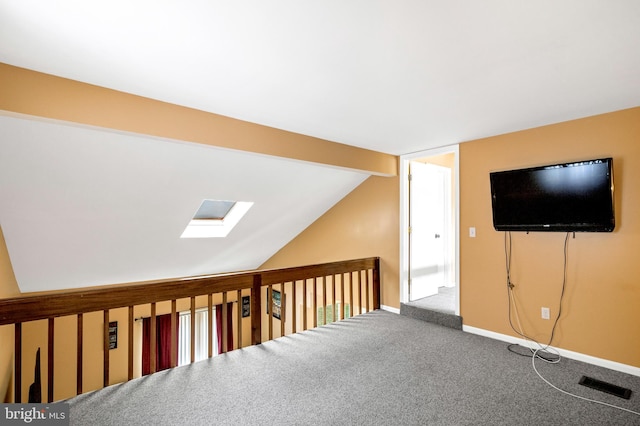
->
xmin=317 ymin=303 xmax=350 ymax=326
xmin=178 ymin=308 xmax=217 ymax=366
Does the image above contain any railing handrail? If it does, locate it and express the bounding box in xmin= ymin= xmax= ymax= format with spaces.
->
xmin=5 ymin=256 xmax=381 ymax=403
xmin=0 ymin=257 xmax=380 ymax=326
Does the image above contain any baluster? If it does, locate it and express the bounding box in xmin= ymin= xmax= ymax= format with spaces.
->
xmin=291 ymin=281 xmax=296 ymax=334
xmin=358 ymin=270 xmax=363 ymax=315
xmin=14 ymin=322 xmax=22 ymax=403
xmin=103 ymin=311 xmax=109 ymax=387
xmin=237 ymin=289 xmax=242 ymax=349
xmin=302 ymin=279 xmax=308 ymax=331
xmin=365 ymin=269 xmax=370 ymax=312
xmin=349 ymin=272 xmax=354 ymax=319
xmin=78 ymin=313 xmax=84 ymax=394
xmin=331 ymin=275 xmax=336 ymax=323
xmin=150 ymin=303 xmax=156 ymax=374
xmin=127 ymin=307 xmax=134 ymax=380
xmin=208 ymin=294 xmax=213 ymax=357
xmin=280 ymin=284 xmax=285 ymax=337
xmin=47 ymin=318 xmax=55 ymax=402
xmin=190 ymin=297 xmax=196 ymax=362
xmin=322 ymin=276 xmax=327 ymax=325
xmin=222 ymin=292 xmax=228 ymax=353
xmin=312 ymin=277 xmax=318 ymax=328
xmin=171 ymin=300 xmax=177 ymax=368
xmin=341 ymin=273 xmax=346 ymax=320
xmin=268 ymin=285 xmax=273 ymax=341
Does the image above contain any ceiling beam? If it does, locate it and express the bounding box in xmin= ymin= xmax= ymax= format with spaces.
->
xmin=0 ymin=63 xmax=397 ymax=176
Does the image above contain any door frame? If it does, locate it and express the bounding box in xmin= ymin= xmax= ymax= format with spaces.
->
xmin=400 ymin=144 xmax=460 ymax=315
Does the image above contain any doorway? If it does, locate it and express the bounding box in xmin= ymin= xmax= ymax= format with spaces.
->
xmin=408 ymin=161 xmax=449 ymax=300
xmin=400 ymin=145 xmax=459 ymax=316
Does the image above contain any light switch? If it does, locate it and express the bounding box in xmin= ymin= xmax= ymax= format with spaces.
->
xmin=469 ymin=227 xmax=476 ymax=238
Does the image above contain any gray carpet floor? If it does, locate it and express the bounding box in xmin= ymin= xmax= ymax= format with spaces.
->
xmin=68 ymin=310 xmax=640 ymax=425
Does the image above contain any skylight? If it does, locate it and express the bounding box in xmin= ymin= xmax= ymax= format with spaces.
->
xmin=192 ymin=199 xmax=236 ymax=220
xmin=180 ymin=199 xmax=253 ymax=238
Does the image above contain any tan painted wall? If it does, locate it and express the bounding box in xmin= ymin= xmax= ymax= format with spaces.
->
xmin=415 ymin=153 xmax=454 ymax=170
xmin=0 ymin=228 xmax=20 ymax=402
xmin=260 ymin=175 xmax=400 ymax=309
xmin=460 ymin=107 xmax=640 ymax=367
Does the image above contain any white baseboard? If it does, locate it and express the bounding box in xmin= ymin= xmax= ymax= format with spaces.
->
xmin=381 ymin=305 xmax=400 ymax=314
xmin=463 ymin=325 xmax=640 ymax=377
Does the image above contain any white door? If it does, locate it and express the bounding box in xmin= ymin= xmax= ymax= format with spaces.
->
xmin=409 ymin=162 xmax=448 ymax=301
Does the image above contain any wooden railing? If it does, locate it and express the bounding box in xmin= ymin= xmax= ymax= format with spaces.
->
xmin=0 ymin=257 xmax=380 ymax=403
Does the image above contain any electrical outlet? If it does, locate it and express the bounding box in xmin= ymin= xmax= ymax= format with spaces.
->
xmin=541 ymin=307 xmax=550 ymax=320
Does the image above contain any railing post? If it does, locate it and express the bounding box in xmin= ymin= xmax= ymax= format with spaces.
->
xmin=372 ymin=257 xmax=381 ymax=310
xmin=251 ymin=274 xmax=262 ymax=345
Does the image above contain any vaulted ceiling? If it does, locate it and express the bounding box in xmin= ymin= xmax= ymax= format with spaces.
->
xmin=0 ymin=115 xmax=369 ymax=292
xmin=1 ymin=1 xmax=639 ymax=292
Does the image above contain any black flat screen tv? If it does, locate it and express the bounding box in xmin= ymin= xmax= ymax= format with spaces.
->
xmin=490 ymin=158 xmax=615 ymax=232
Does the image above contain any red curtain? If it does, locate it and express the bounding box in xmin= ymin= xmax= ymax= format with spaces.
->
xmin=142 ymin=314 xmax=179 ymax=375
xmin=216 ymin=303 xmax=234 ymax=354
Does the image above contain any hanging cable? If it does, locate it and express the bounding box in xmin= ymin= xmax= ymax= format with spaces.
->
xmin=532 ymin=348 xmax=640 ymax=417
xmin=546 ymin=232 xmax=570 ymax=347
xmin=505 ymin=231 xmax=569 ymax=359
xmin=505 ymin=232 xmax=638 ymax=417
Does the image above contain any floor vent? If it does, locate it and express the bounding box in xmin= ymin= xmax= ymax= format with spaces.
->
xmin=579 ymin=376 xmax=632 ymax=399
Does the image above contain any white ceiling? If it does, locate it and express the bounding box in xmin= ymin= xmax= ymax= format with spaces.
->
xmin=0 ymin=115 xmax=368 ymax=292
xmin=1 ymin=1 xmax=639 ymax=292
xmin=1 ymin=1 xmax=639 ymax=155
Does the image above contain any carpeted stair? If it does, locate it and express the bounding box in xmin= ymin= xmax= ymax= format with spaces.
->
xmin=400 ymin=302 xmax=463 ymax=330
